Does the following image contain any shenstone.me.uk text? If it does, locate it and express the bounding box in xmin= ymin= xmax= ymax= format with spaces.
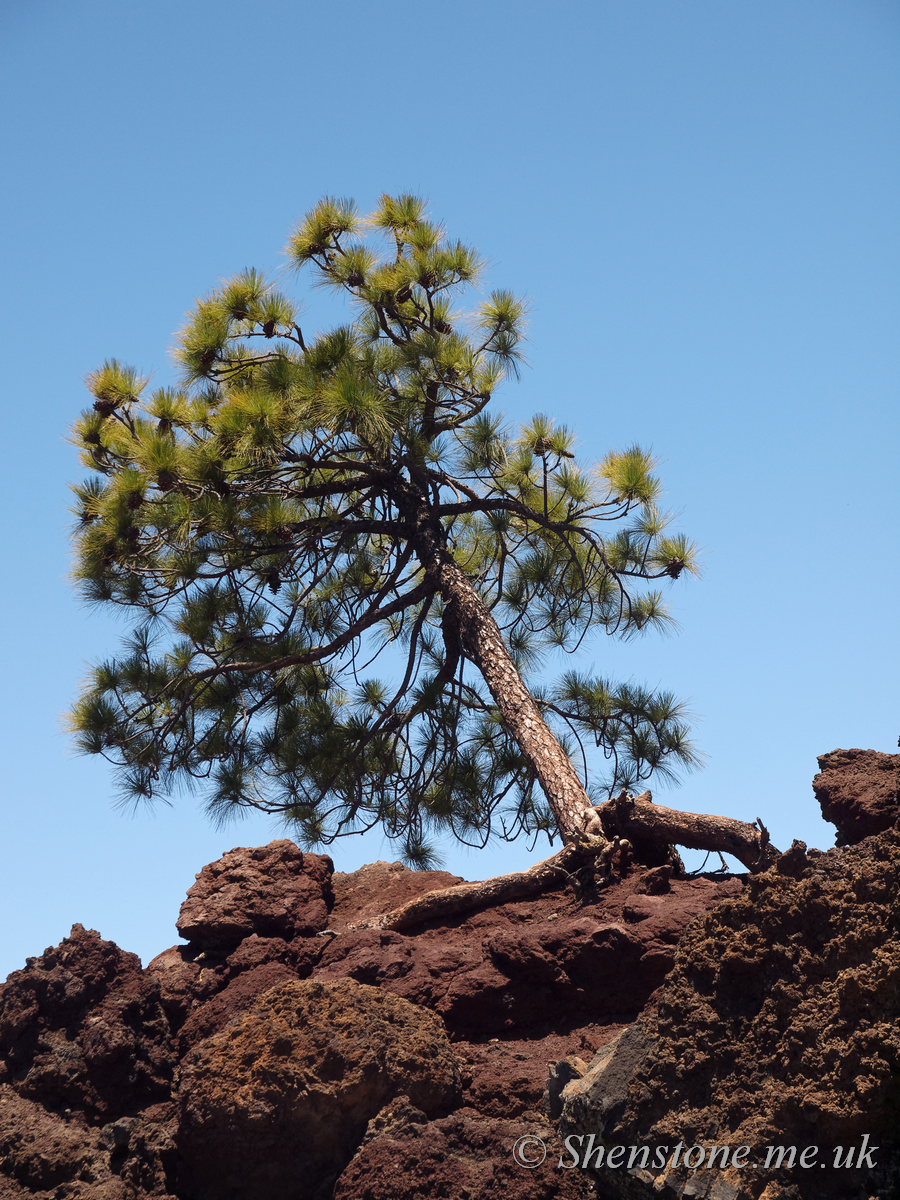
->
xmin=509 ymin=1134 xmax=879 ymax=1172
xmin=556 ymin=1136 xmax=879 ymax=1172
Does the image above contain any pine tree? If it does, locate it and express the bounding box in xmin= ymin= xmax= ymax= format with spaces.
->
xmin=69 ymin=195 xmax=771 ymax=904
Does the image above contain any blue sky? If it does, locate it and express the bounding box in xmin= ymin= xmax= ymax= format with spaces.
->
xmin=1 ymin=0 xmax=897 ymax=982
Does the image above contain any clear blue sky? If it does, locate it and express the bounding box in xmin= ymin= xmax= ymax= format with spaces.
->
xmin=1 ymin=0 xmax=897 ymax=982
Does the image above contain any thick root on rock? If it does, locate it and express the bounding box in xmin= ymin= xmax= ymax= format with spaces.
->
xmin=363 ymin=792 xmax=779 ymax=933
xmin=597 ymin=789 xmax=780 ymax=874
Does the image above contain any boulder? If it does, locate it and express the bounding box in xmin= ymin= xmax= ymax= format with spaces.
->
xmin=335 ymin=1106 xmax=595 ymax=1200
xmin=0 ymin=925 xmax=175 ymax=1120
xmin=175 ymin=841 xmax=334 ymax=950
xmin=175 ymin=977 xmax=462 ymax=1200
xmin=812 ymin=747 xmax=899 ymax=845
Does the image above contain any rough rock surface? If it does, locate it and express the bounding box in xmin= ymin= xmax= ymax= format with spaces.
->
xmin=176 ymin=978 xmax=462 ymax=1200
xmin=812 ymin=747 xmax=899 ymax=845
xmin=330 ymin=859 xmax=465 ymax=930
xmin=561 ymin=830 xmax=900 ymax=1199
xmin=2 ymin=749 xmax=898 ymax=1199
xmin=0 ymin=841 xmax=728 ymax=1198
xmin=176 ymin=840 xmax=333 ymax=949
xmin=314 ymin=870 xmax=740 ymax=1039
xmin=334 ymin=1103 xmax=595 ymax=1200
xmin=0 ymin=925 xmax=175 ymax=1121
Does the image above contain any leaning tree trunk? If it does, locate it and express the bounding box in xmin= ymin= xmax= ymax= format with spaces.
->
xmin=596 ymin=789 xmax=779 ymax=874
xmin=422 ymin=531 xmax=596 ymax=842
xmin=371 ymin=490 xmax=781 ymax=935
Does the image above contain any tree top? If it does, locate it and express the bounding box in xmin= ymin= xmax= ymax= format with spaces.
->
xmin=69 ymin=194 xmax=698 ymax=867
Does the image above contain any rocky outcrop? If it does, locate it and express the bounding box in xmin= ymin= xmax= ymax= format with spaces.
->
xmin=812 ymin=747 xmax=899 ymax=845
xmin=0 ymin=844 xmax=731 ymax=1197
xmin=176 ymin=978 xmax=462 ymax=1200
xmin=175 ymin=841 xmax=334 ymax=949
xmin=335 ymin=1104 xmax=595 ymax=1200
xmin=1 ymin=749 xmax=897 ymax=1199
xmin=315 ymin=870 xmax=741 ymax=1038
xmin=557 ymin=831 xmax=900 ymax=1199
xmin=0 ymin=925 xmax=175 ymax=1122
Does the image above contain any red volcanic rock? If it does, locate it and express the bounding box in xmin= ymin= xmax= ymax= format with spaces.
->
xmin=330 ymin=859 xmax=465 ymax=930
xmin=0 ymin=1082 xmax=178 ymax=1198
xmin=222 ymin=931 xmax=325 ymax=980
xmin=175 ymin=961 xmax=300 ymax=1051
xmin=0 ymin=845 xmax=750 ymax=1199
xmin=144 ymin=945 xmax=225 ymax=1032
xmin=813 ymin=747 xmax=899 ymax=845
xmin=175 ymin=840 xmax=334 ymax=949
xmin=0 ymin=1084 xmax=103 ymax=1194
xmin=0 ymin=925 xmax=174 ymax=1121
xmin=335 ymin=1106 xmax=595 ymax=1200
xmin=314 ymin=872 xmax=742 ymax=1037
xmin=175 ymin=977 xmax=462 ymax=1200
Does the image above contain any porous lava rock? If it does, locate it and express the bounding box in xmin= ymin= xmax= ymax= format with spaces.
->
xmin=175 ymin=977 xmax=463 ymax=1200
xmin=6 ymin=750 xmax=896 ymax=1199
xmin=175 ymin=841 xmax=333 ymax=950
xmin=314 ymin=873 xmax=741 ymax=1038
xmin=560 ymin=830 xmax=900 ymax=1199
xmin=813 ymin=747 xmax=899 ymax=845
xmin=0 ymin=854 xmax=743 ymax=1198
xmin=334 ymin=1103 xmax=595 ymax=1200
xmin=0 ymin=1082 xmax=178 ymax=1199
xmin=0 ymin=925 xmax=174 ymax=1121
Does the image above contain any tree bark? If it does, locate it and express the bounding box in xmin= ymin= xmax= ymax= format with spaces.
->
xmin=364 ymin=838 xmax=618 ymax=932
xmin=597 ymin=789 xmax=779 ymax=872
xmin=395 ymin=475 xmax=597 ymax=843
xmin=426 ymin=539 xmax=596 ymax=840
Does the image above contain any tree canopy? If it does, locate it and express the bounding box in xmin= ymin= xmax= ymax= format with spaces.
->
xmin=69 ymin=194 xmax=699 ymax=867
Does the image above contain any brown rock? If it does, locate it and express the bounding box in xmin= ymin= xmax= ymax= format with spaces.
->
xmin=314 ymin=874 xmax=740 ymax=1038
xmin=176 ymin=961 xmax=300 ymax=1051
xmin=0 ymin=1085 xmax=99 ymax=1193
xmin=812 ymin=747 xmax=899 ymax=845
xmin=565 ymin=829 xmax=900 ymax=1199
xmin=329 ymin=859 xmax=464 ymax=931
xmin=175 ymin=977 xmax=462 ymax=1200
xmin=176 ymin=840 xmax=334 ymax=950
xmin=0 ymin=925 xmax=174 ymax=1121
xmin=335 ymin=1109 xmax=595 ymax=1200
xmin=0 ymin=1083 xmax=177 ymax=1199
xmin=0 ymin=840 xmax=752 ymax=1197
xmin=144 ymin=944 xmax=226 ymax=1032
xmin=222 ymin=932 xmax=325 ymax=979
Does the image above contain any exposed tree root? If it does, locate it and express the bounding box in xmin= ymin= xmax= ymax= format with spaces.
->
xmin=597 ymin=789 xmax=779 ymax=873
xmin=364 ymin=839 xmax=604 ymax=932
xmin=365 ymin=790 xmax=780 ymax=933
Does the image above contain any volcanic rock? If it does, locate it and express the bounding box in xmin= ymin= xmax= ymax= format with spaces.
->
xmin=175 ymin=841 xmax=333 ymax=950
xmin=0 ymin=924 xmax=174 ymax=1121
xmin=559 ymin=828 xmax=900 ymax=1199
xmin=329 ymin=859 xmax=465 ymax=931
xmin=4 ymin=749 xmax=897 ymax=1199
xmin=175 ymin=977 xmax=462 ymax=1200
xmin=315 ymin=874 xmax=741 ymax=1038
xmin=813 ymin=747 xmax=899 ymax=845
xmin=334 ymin=1107 xmax=595 ymax=1200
